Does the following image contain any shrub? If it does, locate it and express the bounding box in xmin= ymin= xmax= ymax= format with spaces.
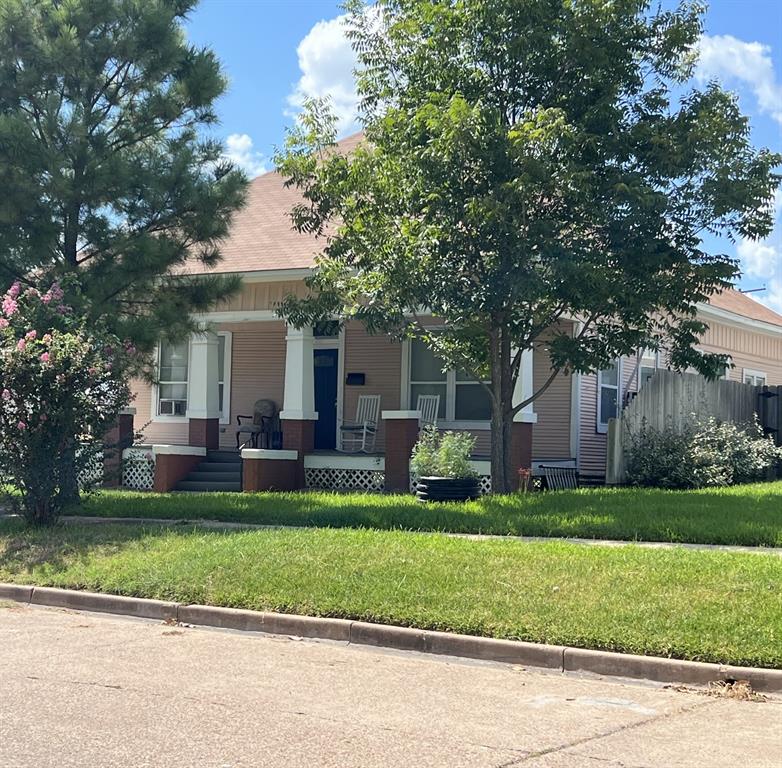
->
xmin=410 ymin=426 xmax=477 ymax=479
xmin=0 ymin=281 xmax=133 ymax=525
xmin=626 ymin=416 xmax=781 ymax=489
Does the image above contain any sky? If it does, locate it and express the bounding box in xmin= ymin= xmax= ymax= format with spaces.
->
xmin=186 ymin=0 xmax=782 ymax=311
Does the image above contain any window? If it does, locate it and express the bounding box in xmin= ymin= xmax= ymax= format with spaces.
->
xmin=597 ymin=360 xmax=620 ymax=433
xmin=158 ymin=340 xmax=189 ymax=416
xmin=407 ymin=340 xmax=491 ymax=423
xmin=218 ymin=333 xmax=233 ymax=422
xmin=743 ymin=369 xmax=767 ymax=386
xmin=638 ymin=348 xmax=658 ymax=389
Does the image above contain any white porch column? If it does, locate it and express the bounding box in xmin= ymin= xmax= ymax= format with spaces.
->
xmin=513 ymin=347 xmax=538 ymax=423
xmin=280 ymin=324 xmax=318 ymax=422
xmin=186 ymin=329 xmax=221 ymax=420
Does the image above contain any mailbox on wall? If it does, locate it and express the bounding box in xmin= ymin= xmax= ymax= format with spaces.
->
xmin=346 ymin=372 xmax=366 ymax=386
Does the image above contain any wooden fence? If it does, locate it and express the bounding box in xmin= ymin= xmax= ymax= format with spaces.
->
xmin=607 ymin=370 xmax=781 ymax=483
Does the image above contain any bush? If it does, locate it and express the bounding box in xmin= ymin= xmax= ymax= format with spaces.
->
xmin=626 ymin=416 xmax=781 ymax=489
xmin=0 ymin=281 xmax=133 ymax=525
xmin=410 ymin=426 xmax=477 ymax=479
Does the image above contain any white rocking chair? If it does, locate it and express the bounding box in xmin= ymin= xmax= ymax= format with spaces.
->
xmin=416 ymin=394 xmax=440 ymax=430
xmin=339 ymin=394 xmax=381 ymax=453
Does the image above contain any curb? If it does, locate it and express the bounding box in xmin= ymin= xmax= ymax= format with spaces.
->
xmin=2 ymin=582 xmax=781 ymax=693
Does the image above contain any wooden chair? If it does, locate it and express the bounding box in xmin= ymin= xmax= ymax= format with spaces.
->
xmin=339 ymin=394 xmax=381 ymax=453
xmin=540 ymin=465 xmax=578 ymax=491
xmin=416 ymin=394 xmax=440 ymax=430
xmin=236 ymin=399 xmax=278 ymax=450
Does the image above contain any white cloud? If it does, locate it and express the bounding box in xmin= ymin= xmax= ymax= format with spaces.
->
xmin=737 ymin=190 xmax=782 ymax=312
xmin=287 ymin=15 xmax=359 ymax=136
xmin=224 ymin=133 xmax=267 ymax=178
xmin=696 ymin=34 xmax=782 ymax=126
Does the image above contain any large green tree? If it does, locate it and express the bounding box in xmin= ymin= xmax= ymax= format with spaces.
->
xmin=0 ymin=0 xmax=246 ymax=348
xmin=277 ymin=0 xmax=781 ymax=493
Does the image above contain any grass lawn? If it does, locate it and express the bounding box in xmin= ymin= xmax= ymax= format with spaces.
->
xmin=0 ymin=520 xmax=780 ymax=668
xmin=72 ymin=481 xmax=782 ymax=547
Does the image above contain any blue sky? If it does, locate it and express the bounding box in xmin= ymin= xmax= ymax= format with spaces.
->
xmin=186 ymin=0 xmax=782 ymax=310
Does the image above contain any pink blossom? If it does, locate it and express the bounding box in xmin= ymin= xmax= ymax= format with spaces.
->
xmin=40 ymin=352 xmax=50 ymax=363
xmin=49 ymin=282 xmax=64 ymax=301
xmin=42 ymin=333 xmax=52 ymax=344
xmin=25 ymin=330 xmax=37 ymax=340
xmin=16 ymin=421 xmax=26 ymax=431
xmin=1 ymin=389 xmax=10 ymax=400
xmin=0 ymin=318 xmax=8 ymax=329
xmin=8 ymin=282 xmax=20 ymax=299
xmin=41 ymin=292 xmax=52 ymax=304
xmin=16 ymin=338 xmax=26 ymax=351
xmin=2 ymin=296 xmax=18 ymax=317
xmin=24 ymin=287 xmax=39 ymax=299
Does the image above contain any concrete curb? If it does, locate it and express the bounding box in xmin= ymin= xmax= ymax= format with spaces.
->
xmin=2 ymin=583 xmax=780 ymax=693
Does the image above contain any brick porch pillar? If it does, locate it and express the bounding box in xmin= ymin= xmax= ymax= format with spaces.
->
xmin=102 ymin=408 xmax=136 ymax=488
xmin=152 ymin=445 xmax=206 ymax=492
xmin=382 ymin=411 xmax=421 ymax=493
xmin=186 ymin=329 xmax=220 ymax=450
xmin=280 ymin=324 xmax=318 ymax=489
xmin=242 ymin=449 xmax=298 ymax=492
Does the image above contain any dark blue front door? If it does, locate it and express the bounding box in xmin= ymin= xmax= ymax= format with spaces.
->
xmin=314 ymin=348 xmax=338 ymax=449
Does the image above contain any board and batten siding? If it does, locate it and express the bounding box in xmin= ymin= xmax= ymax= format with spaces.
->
xmin=214 ymin=281 xmax=308 ymax=313
xmin=698 ymin=320 xmax=782 ymax=385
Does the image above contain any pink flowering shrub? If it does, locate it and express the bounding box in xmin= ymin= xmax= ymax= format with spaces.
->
xmin=0 ymin=281 xmax=133 ymax=525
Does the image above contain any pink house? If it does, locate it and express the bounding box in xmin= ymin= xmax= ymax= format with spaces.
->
xmin=126 ymin=136 xmax=782 ymax=493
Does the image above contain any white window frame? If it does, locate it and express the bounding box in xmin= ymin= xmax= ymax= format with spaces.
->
xmin=743 ymin=368 xmax=767 ymax=386
xmin=218 ymin=331 xmax=232 ymax=425
xmin=596 ymin=359 xmax=622 ymax=434
xmin=637 ymin=348 xmax=659 ymax=390
xmin=401 ymin=340 xmax=492 ymax=430
xmin=153 ymin=339 xmax=191 ymax=422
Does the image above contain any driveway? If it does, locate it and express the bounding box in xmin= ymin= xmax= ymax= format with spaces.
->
xmin=0 ymin=603 xmax=779 ymax=767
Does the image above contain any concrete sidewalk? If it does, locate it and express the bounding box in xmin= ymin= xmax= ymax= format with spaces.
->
xmin=0 ymin=603 xmax=779 ymax=767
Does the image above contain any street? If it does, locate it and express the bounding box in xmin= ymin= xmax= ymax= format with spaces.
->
xmin=0 ymin=603 xmax=779 ymax=767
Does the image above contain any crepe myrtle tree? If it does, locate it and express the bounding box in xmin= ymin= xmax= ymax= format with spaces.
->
xmin=275 ymin=0 xmax=781 ymax=493
xmin=0 ymin=0 xmax=247 ymax=351
xmin=0 ymin=280 xmax=134 ymax=525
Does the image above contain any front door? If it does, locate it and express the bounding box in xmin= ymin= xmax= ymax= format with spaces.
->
xmin=313 ymin=348 xmax=339 ymax=449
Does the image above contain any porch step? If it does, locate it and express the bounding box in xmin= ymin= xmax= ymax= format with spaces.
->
xmin=196 ymin=461 xmax=241 ymax=473
xmin=186 ymin=471 xmax=240 ymax=483
xmin=206 ymin=450 xmax=241 ymax=463
xmin=175 ymin=480 xmax=242 ymax=493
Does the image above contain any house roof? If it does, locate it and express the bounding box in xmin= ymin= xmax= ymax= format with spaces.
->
xmin=184 ymin=131 xmax=365 ymax=277
xmin=706 ymin=288 xmax=782 ymax=328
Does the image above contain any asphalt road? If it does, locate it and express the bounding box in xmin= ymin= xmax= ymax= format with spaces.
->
xmin=0 ymin=603 xmax=779 ymax=767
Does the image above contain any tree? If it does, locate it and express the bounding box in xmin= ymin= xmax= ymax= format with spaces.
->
xmin=0 ymin=280 xmax=133 ymax=525
xmin=0 ymin=0 xmax=246 ymax=349
xmin=276 ymin=0 xmax=781 ymax=492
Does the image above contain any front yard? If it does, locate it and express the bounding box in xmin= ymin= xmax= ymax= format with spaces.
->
xmin=0 ymin=520 xmax=779 ymax=669
xmin=74 ymin=481 xmax=782 ymax=547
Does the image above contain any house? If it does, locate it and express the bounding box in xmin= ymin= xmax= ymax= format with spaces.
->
xmin=125 ymin=134 xmax=782 ymax=493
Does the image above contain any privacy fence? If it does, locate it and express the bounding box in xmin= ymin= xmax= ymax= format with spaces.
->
xmin=607 ymin=370 xmax=782 ymax=483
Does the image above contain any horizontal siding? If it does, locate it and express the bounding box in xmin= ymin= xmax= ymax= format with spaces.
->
xmin=130 ymin=377 xmax=189 ymax=446
xmin=342 ymin=321 xmax=402 ymax=451
xmin=531 ymin=330 xmax=573 ymax=460
xmin=217 ymin=321 xmax=287 ymax=449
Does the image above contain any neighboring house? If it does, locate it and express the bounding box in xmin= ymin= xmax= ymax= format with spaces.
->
xmin=128 ymin=134 xmax=782 ymax=491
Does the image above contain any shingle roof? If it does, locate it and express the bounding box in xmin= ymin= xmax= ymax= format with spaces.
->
xmin=707 ymin=288 xmax=782 ymax=328
xmin=184 ymin=132 xmax=365 ymax=276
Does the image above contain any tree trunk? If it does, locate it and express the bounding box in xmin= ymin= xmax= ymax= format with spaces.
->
xmin=489 ymin=326 xmax=516 ymax=494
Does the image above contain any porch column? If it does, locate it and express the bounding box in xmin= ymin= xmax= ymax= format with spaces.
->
xmin=280 ymin=324 xmax=318 ymax=488
xmin=382 ymin=410 xmax=421 ymax=493
xmin=186 ymin=329 xmax=220 ymax=450
xmin=510 ymin=348 xmax=537 ymax=490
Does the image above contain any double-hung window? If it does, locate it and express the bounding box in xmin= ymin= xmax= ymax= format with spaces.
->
xmin=407 ymin=340 xmax=491 ymax=424
xmin=157 ymin=340 xmax=189 ymax=416
xmin=638 ymin=348 xmax=658 ymax=388
xmin=743 ymin=369 xmax=767 ymax=386
xmin=597 ymin=360 xmax=620 ymax=433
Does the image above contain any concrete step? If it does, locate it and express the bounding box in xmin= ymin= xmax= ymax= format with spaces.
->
xmin=197 ymin=462 xmax=241 ymax=473
xmin=175 ymin=480 xmax=242 ymax=493
xmin=207 ymin=451 xmax=241 ymax=463
xmin=186 ymin=471 xmax=240 ymax=483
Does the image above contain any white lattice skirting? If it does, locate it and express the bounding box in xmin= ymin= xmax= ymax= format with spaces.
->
xmin=77 ymin=447 xmax=104 ymax=489
xmin=122 ymin=447 xmax=156 ymax=491
xmin=305 ymin=467 xmax=385 ymax=492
